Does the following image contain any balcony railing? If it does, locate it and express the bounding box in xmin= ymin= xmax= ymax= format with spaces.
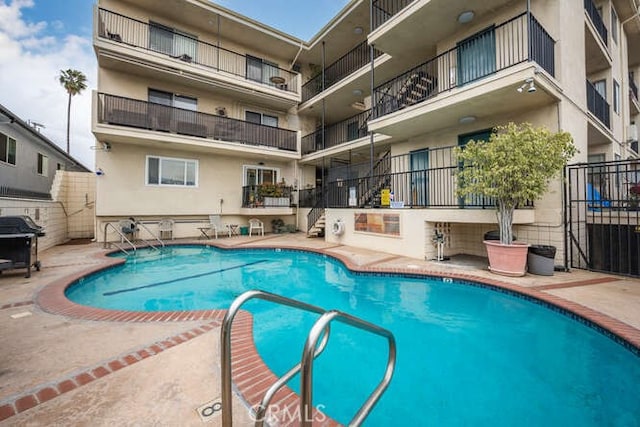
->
xmin=0 ymin=186 xmax=51 ymax=200
xmin=372 ymin=0 xmax=415 ymax=30
xmin=241 ymin=185 xmax=294 ymax=208
xmin=630 ymin=73 xmax=639 ymax=100
xmin=97 ymin=93 xmax=298 ymax=152
xmin=586 ymin=80 xmax=611 ymax=129
xmin=97 ymin=8 xmax=299 ymax=94
xmin=301 ymin=110 xmax=370 ymax=155
xmin=302 ymin=41 xmax=383 ymax=102
xmin=584 ymin=0 xmax=608 ymax=46
xmin=298 ymin=187 xmax=322 ymax=208
xmin=323 ymin=146 xmax=534 ymax=209
xmin=372 ymin=13 xmax=555 ymax=119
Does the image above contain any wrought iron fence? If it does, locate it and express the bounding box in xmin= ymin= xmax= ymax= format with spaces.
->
xmin=301 ymin=110 xmax=370 ymax=155
xmin=584 ymin=0 xmax=608 ymax=46
xmin=97 ymin=93 xmax=297 ymax=151
xmin=298 ymin=187 xmax=322 ymax=208
xmin=586 ymin=80 xmax=611 ymax=129
xmin=241 ymin=185 xmax=293 ymax=208
xmin=371 ymin=0 xmax=415 ymax=30
xmin=323 ymin=146 xmax=533 ymax=209
xmin=567 ymin=159 xmax=640 ymax=276
xmin=373 ymin=13 xmax=555 ymax=118
xmin=302 ymin=41 xmax=382 ymax=102
xmin=97 ymin=8 xmax=299 ymax=94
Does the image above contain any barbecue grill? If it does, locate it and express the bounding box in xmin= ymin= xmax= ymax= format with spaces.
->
xmin=0 ymin=216 xmax=45 ymax=277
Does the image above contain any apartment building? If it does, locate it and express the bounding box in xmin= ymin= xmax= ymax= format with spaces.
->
xmin=93 ymin=0 xmax=640 ymax=267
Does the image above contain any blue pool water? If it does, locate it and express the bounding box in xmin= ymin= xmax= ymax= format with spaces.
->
xmin=66 ymin=246 xmax=640 ymax=426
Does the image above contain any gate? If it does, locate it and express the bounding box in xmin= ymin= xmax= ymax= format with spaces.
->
xmin=566 ymin=159 xmax=640 ymax=277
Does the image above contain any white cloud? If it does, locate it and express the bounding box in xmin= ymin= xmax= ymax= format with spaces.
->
xmin=0 ymin=0 xmax=96 ymax=170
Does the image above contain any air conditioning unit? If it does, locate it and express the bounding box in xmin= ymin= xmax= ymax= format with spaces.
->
xmin=628 ymin=124 xmax=638 ymax=142
xmin=215 ymin=107 xmax=227 ymax=117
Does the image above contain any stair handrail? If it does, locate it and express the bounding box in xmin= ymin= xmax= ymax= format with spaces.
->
xmin=300 ymin=310 xmax=396 ymax=427
xmin=221 ymin=290 xmax=396 ymax=427
xmin=306 ymin=188 xmax=325 ymax=233
xmin=134 ymin=220 xmax=165 ymax=250
xmin=103 ymin=222 xmax=136 ymax=254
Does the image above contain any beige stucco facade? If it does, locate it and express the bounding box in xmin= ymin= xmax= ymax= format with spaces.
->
xmin=93 ymin=0 xmax=640 ymax=262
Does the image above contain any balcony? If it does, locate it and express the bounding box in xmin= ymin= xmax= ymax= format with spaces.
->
xmin=630 ymin=73 xmax=640 ymax=115
xmin=96 ymin=8 xmax=299 ymax=99
xmin=372 ymin=0 xmax=415 ymax=30
xmin=96 ymin=93 xmax=297 ymax=152
xmin=584 ymin=0 xmax=608 ymax=47
xmin=372 ymin=13 xmax=555 ymax=120
xmin=586 ymin=80 xmax=611 ymax=129
xmin=302 ymin=110 xmax=370 ymax=155
xmin=241 ymin=185 xmax=294 ymax=208
xmin=302 ymin=41 xmax=383 ymax=103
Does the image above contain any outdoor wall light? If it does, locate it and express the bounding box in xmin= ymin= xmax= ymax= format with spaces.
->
xmin=517 ymin=78 xmax=536 ymax=93
xmin=458 ymin=11 xmax=475 ymax=24
xmin=95 ymin=168 xmax=105 ymax=177
xmin=353 ymin=26 xmax=364 ymax=35
xmin=352 ymin=89 xmax=363 ymax=96
xmin=459 ymin=116 xmax=476 ymax=124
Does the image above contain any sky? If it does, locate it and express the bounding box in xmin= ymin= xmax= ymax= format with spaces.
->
xmin=0 ymin=0 xmax=350 ymax=170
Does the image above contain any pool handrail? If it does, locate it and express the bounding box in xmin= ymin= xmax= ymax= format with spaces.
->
xmin=220 ymin=289 xmax=397 ymax=427
xmin=134 ymin=220 xmax=165 ymax=250
xmin=102 ymin=222 xmax=136 ymax=254
xmin=300 ymin=310 xmax=397 ymax=427
xmin=253 ymin=323 xmax=331 ymax=427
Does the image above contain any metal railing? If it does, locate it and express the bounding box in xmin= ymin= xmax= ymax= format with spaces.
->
xmin=241 ymin=185 xmax=294 ymax=208
xmin=298 ymin=187 xmax=322 ymax=208
xmin=584 ymin=0 xmax=608 ymax=46
xmin=372 ymin=13 xmax=555 ymax=118
xmin=323 ymin=146 xmax=534 ymax=209
xmin=372 ymin=0 xmax=415 ymax=30
xmin=103 ymin=222 xmax=136 ymax=255
xmin=302 ymin=41 xmax=383 ymax=102
xmin=97 ymin=93 xmax=297 ymax=152
xmin=0 ymin=186 xmax=51 ymax=200
xmin=135 ymin=221 xmax=165 ymax=250
xmin=586 ymin=80 xmax=611 ymax=128
xmin=97 ymin=8 xmax=299 ymax=94
xmin=301 ymin=110 xmax=370 ymax=155
xmin=630 ymin=72 xmax=639 ymax=100
xmin=220 ymin=290 xmax=396 ymax=427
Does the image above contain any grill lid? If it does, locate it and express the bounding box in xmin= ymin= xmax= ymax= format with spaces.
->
xmin=0 ymin=216 xmax=45 ymax=236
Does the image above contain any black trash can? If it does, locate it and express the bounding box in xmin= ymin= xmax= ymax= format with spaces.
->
xmin=483 ymin=230 xmax=516 ymax=241
xmin=528 ymin=245 xmax=556 ymax=276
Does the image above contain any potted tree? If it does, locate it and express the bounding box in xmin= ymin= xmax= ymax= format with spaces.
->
xmin=455 ymin=122 xmax=576 ymax=276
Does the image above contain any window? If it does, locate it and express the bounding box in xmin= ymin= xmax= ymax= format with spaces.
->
xmin=243 ymin=165 xmax=279 ymax=186
xmin=611 ymin=7 xmax=618 ymax=44
xmin=245 ymin=111 xmax=278 ymax=127
xmin=57 ymin=163 xmax=63 ymax=171
xmin=37 ymin=153 xmax=48 ymax=176
xmin=614 ymin=80 xmax=620 ymax=114
xmin=0 ymin=132 xmax=16 ymax=165
xmin=146 ymin=155 xmax=198 ymax=187
xmin=149 ymin=22 xmax=197 ymax=61
xmin=593 ymin=79 xmax=607 ymax=99
xmin=148 ymin=89 xmax=197 ymax=111
xmin=457 ymin=26 xmax=496 ymax=86
xmin=246 ymin=55 xmax=280 ymax=85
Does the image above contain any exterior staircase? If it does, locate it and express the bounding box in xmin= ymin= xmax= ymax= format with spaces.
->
xmin=307 ymin=211 xmax=326 ymax=237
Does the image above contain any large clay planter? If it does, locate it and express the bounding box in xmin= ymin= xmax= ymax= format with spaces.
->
xmin=484 ymin=240 xmax=529 ymax=277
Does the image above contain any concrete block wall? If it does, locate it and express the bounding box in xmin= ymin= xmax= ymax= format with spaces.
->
xmin=0 ymin=199 xmax=66 ymax=251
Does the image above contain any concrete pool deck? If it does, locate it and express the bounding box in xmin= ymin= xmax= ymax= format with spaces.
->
xmin=1 ymin=233 xmax=639 ymax=425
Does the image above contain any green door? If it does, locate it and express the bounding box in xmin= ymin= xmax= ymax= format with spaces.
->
xmin=457 ymin=26 xmax=496 ymax=86
xmin=458 ymin=129 xmax=492 ymax=207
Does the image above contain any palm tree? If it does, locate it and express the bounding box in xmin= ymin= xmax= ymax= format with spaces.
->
xmin=58 ymin=69 xmax=87 ymax=154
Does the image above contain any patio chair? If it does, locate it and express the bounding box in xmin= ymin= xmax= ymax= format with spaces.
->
xmin=198 ymin=214 xmax=231 ymax=239
xmin=158 ymin=219 xmax=174 ymax=240
xmin=249 ymin=218 xmax=264 ymax=236
xmin=119 ymin=218 xmax=137 ymax=242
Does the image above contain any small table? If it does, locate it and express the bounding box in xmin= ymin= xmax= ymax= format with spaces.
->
xmin=228 ymin=224 xmax=239 ymax=237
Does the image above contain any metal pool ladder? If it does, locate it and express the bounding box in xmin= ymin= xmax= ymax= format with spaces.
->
xmin=220 ymin=290 xmax=397 ymax=427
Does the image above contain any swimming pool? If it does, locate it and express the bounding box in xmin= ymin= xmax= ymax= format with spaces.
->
xmin=66 ymin=246 xmax=640 ymax=426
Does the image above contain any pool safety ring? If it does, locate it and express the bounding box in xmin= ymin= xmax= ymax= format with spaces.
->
xmin=332 ymin=220 xmax=345 ymax=236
